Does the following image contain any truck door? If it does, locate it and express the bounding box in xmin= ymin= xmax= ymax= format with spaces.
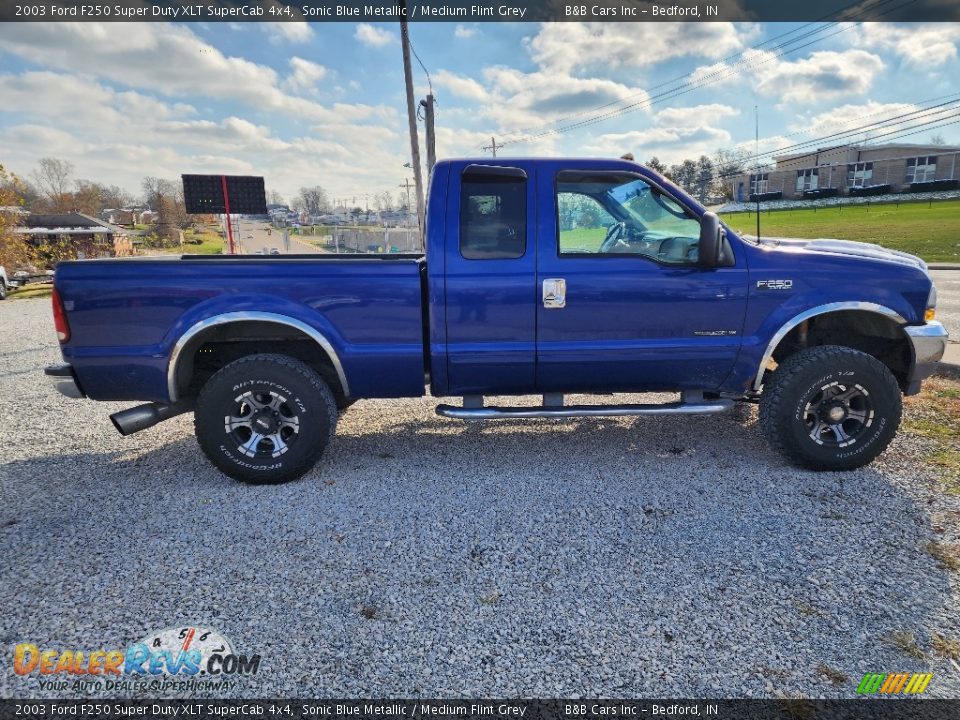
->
xmin=535 ymin=167 xmax=748 ymax=393
xmin=444 ymin=163 xmax=536 ymax=395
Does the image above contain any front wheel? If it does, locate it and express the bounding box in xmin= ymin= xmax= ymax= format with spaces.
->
xmin=758 ymin=345 xmax=901 ymax=471
xmin=194 ymin=353 xmax=338 ymax=483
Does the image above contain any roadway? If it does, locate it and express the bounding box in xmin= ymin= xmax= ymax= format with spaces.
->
xmin=231 ymin=217 xmax=327 ymax=255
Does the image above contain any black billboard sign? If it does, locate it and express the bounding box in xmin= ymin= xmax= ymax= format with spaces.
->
xmin=182 ymin=174 xmax=267 ymax=215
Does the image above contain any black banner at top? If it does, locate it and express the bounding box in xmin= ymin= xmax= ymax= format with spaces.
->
xmin=2 ymin=0 xmax=960 ymax=23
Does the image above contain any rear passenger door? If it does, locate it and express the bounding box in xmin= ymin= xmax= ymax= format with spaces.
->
xmin=444 ymin=164 xmax=536 ymax=395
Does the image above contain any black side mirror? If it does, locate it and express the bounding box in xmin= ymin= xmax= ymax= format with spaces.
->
xmin=698 ymin=211 xmax=722 ymax=268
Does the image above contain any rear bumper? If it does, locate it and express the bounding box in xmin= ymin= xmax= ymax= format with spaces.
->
xmin=45 ymin=363 xmax=85 ymax=399
xmin=904 ymin=321 xmax=949 ymax=394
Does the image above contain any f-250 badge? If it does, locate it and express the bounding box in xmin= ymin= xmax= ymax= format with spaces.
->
xmin=756 ymin=279 xmax=793 ymax=290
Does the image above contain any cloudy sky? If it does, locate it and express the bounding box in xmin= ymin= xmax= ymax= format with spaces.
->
xmin=1 ymin=21 xmax=959 ymax=204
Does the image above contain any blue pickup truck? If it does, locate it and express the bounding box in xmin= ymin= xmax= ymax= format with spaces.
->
xmin=46 ymin=158 xmax=948 ymax=483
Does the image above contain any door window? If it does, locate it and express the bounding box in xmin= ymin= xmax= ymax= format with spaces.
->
xmin=556 ymin=172 xmax=701 ymax=264
xmin=460 ymin=173 xmax=526 ymax=259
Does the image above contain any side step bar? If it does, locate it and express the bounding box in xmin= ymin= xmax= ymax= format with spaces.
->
xmin=436 ymin=392 xmax=732 ymax=421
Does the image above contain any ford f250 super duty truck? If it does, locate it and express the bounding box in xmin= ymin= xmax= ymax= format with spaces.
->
xmin=46 ymin=158 xmax=948 ymax=483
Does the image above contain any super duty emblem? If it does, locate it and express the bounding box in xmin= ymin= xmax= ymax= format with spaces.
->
xmin=757 ymin=279 xmax=794 ymax=290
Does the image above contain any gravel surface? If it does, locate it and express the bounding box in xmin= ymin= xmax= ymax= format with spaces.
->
xmin=1 ymin=297 xmax=958 ymax=699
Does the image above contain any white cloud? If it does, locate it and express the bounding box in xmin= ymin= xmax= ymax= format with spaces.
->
xmin=285 ymin=57 xmax=328 ymax=93
xmin=693 ymin=48 xmax=885 ymax=104
xmin=433 ymin=69 xmax=490 ymax=102
xmin=855 ymin=23 xmax=960 ymax=67
xmin=454 ymin=24 xmax=478 ymax=39
xmin=355 ymin=24 xmax=396 ymax=47
xmin=526 ymin=22 xmax=746 ymax=73
xmin=263 ymin=21 xmax=314 ymax=45
xmin=0 ymin=23 xmax=386 ymax=125
xmin=584 ymin=126 xmax=733 ymax=164
xmin=653 ymin=104 xmax=740 ymax=128
xmin=788 ymin=100 xmax=924 ymax=139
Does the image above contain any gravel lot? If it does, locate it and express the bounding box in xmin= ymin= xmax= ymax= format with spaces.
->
xmin=1 ymin=297 xmax=958 ymax=699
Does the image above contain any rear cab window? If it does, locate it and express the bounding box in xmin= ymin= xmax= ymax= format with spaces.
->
xmin=460 ymin=168 xmax=527 ymax=259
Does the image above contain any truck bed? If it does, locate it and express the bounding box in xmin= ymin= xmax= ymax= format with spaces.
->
xmin=56 ymin=255 xmax=427 ymax=403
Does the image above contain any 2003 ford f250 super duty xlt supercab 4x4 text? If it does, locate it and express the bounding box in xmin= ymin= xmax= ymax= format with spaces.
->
xmin=46 ymin=158 xmax=948 ymax=483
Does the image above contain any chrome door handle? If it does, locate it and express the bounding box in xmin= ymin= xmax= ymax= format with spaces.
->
xmin=543 ymin=278 xmax=566 ymax=309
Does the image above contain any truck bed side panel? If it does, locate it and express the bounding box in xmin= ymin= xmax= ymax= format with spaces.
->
xmin=56 ymin=258 xmax=425 ymax=403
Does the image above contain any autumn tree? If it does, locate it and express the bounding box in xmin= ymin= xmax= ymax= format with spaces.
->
xmin=32 ymin=157 xmax=75 ymax=213
xmin=0 ymin=163 xmax=30 ymax=269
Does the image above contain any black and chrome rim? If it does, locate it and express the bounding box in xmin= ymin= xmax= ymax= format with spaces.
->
xmin=803 ymin=381 xmax=874 ymax=448
xmin=224 ymin=390 xmax=300 ymax=459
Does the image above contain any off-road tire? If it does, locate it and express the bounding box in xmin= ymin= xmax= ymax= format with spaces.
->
xmin=759 ymin=345 xmax=901 ymax=471
xmin=194 ymin=353 xmax=338 ymax=483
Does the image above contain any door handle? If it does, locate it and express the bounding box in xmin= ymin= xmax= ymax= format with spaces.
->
xmin=543 ymin=278 xmax=566 ymax=309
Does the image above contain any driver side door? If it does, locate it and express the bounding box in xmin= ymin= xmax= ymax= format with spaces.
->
xmin=535 ymin=166 xmax=749 ymax=393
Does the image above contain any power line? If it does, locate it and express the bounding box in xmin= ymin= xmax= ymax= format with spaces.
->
xmin=490 ymin=0 xmax=916 ymax=149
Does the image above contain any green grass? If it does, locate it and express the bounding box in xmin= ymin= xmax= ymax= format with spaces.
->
xmin=721 ymin=198 xmax=960 ymax=263
xmin=903 ymin=377 xmax=960 ymax=495
xmin=179 ymin=229 xmax=223 ymax=255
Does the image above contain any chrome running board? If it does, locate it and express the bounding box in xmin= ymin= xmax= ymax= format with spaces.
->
xmin=436 ymin=392 xmax=732 ymax=421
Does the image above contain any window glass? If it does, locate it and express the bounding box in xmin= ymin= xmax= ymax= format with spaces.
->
xmin=749 ymin=173 xmax=768 ymax=195
xmin=847 ymin=162 xmax=873 ymax=188
xmin=796 ymin=168 xmax=819 ymax=192
xmin=556 ymin=172 xmax=701 ymax=264
xmin=907 ymin=156 xmax=937 ymax=183
xmin=460 ymin=174 xmax=526 ymax=259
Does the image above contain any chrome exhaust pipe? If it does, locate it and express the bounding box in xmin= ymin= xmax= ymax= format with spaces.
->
xmin=110 ymin=400 xmax=193 ymax=436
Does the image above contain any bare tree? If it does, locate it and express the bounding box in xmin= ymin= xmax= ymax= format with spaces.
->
xmin=141 ymin=176 xmax=188 ymax=243
xmin=267 ymin=190 xmax=286 ymax=207
xmin=930 ymin=133 xmax=946 ymax=146
xmin=32 ymin=157 xmax=74 ymax=212
xmin=293 ymin=186 xmax=331 ymax=217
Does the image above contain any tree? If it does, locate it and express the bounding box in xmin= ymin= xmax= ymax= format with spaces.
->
xmin=695 ymin=155 xmax=714 ymax=203
xmin=646 ymin=157 xmax=668 ymax=177
xmin=0 ymin=163 xmax=30 ymax=269
xmin=141 ymin=176 xmax=188 ymax=243
xmin=930 ymin=133 xmax=946 ymax=146
xmin=712 ymin=147 xmax=751 ymax=198
xmin=32 ymin=157 xmax=74 ymax=212
xmin=292 ymin=186 xmax=330 ymax=216
xmin=668 ymin=159 xmax=699 ymax=194
xmin=267 ymin=190 xmax=286 ymax=207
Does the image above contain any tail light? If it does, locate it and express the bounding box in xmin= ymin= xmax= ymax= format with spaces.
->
xmin=52 ymin=288 xmax=71 ymax=343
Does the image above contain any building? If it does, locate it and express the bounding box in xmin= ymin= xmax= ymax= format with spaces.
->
xmin=731 ymin=143 xmax=960 ymax=201
xmin=15 ymin=212 xmax=132 ymax=260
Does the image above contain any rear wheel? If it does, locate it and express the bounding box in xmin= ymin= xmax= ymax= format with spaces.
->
xmin=0 ymin=280 xmax=7 ymax=300
xmin=194 ymin=353 xmax=337 ymax=483
xmin=759 ymin=345 xmax=901 ymax=471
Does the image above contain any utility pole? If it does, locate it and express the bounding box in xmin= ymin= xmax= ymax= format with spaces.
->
xmin=398 ymin=178 xmax=413 ymax=214
xmin=755 ymin=105 xmax=760 ymax=241
xmin=483 ymin=136 xmax=500 ymax=157
xmin=400 ymin=8 xmax=425 ymax=236
xmin=422 ymin=94 xmax=436 ymax=173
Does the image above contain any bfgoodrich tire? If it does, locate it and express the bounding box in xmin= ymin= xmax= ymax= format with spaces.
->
xmin=758 ymin=345 xmax=902 ymax=471
xmin=194 ymin=354 xmax=338 ymax=484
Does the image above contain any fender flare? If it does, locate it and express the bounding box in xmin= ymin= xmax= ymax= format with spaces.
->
xmin=752 ymin=301 xmax=907 ymax=392
xmin=167 ymin=311 xmax=350 ymax=401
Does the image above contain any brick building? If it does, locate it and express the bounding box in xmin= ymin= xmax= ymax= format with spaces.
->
xmin=730 ymin=143 xmax=960 ymax=201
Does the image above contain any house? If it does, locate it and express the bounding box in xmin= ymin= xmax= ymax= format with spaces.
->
xmin=730 ymin=143 xmax=960 ymax=201
xmin=15 ymin=212 xmax=132 ymax=260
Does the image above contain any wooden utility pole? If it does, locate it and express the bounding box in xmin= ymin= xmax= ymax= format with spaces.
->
xmin=423 ymin=94 xmax=436 ymax=173
xmin=483 ymin=137 xmax=500 ymax=157
xmin=400 ymin=9 xmax=425 ymax=235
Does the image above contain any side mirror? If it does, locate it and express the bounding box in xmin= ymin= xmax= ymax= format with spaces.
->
xmin=698 ymin=211 xmax=722 ymax=268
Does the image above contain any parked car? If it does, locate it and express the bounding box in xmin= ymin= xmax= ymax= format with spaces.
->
xmin=0 ymin=266 xmax=7 ymax=299
xmin=46 ymin=157 xmax=947 ymax=483
xmin=269 ymin=247 xmax=280 ymax=255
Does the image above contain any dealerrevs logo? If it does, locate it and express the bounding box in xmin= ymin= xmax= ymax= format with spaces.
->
xmin=13 ymin=626 xmax=261 ymax=693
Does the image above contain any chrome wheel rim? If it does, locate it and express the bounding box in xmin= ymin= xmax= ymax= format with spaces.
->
xmin=224 ymin=390 xmax=300 ymax=459
xmin=803 ymin=381 xmax=874 ymax=448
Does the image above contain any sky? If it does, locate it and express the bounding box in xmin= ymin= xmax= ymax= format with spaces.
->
xmin=1 ymin=20 xmax=959 ymax=205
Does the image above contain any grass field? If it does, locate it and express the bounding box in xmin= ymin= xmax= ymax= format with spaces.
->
xmin=179 ymin=228 xmax=224 ymax=255
xmin=721 ymin=198 xmax=960 ymax=263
